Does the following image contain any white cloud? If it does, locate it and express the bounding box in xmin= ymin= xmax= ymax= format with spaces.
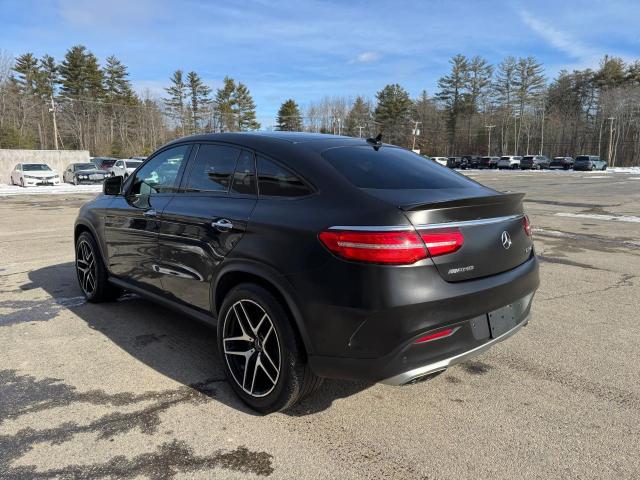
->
xmin=519 ymin=10 xmax=598 ymax=63
xmin=352 ymin=51 xmax=381 ymax=64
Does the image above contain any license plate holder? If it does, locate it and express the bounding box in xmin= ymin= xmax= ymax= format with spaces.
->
xmin=488 ymin=304 xmax=517 ymax=338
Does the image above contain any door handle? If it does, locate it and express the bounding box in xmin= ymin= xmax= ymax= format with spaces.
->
xmin=143 ymin=209 xmax=157 ymax=217
xmin=212 ymin=218 xmax=233 ymax=231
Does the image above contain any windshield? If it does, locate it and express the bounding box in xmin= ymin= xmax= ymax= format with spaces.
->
xmin=500 ymin=157 xmax=510 ymax=160
xmin=23 ymin=164 xmax=51 ymax=171
xmin=575 ymin=156 xmax=591 ymax=162
xmin=126 ymin=160 xmax=143 ymax=168
xmin=98 ymin=159 xmax=116 ymax=167
xmin=76 ymin=164 xmax=95 ymax=171
xmin=322 ymin=146 xmax=478 ymax=190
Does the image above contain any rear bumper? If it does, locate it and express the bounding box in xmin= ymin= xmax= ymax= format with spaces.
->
xmin=306 ymin=255 xmax=539 ymax=382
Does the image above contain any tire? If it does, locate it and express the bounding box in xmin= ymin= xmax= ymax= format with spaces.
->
xmin=218 ymin=283 xmax=322 ymax=413
xmin=73 ymin=176 xmax=78 ymax=186
xmin=20 ymin=178 xmax=25 ymax=188
xmin=75 ymin=231 xmax=121 ymax=302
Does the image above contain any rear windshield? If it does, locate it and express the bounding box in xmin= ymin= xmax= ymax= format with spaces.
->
xmin=575 ymin=156 xmax=591 ymax=162
xmin=23 ymin=164 xmax=51 ymax=171
xmin=322 ymin=146 xmax=478 ymax=190
xmin=500 ymin=156 xmax=510 ymax=160
xmin=100 ymin=159 xmax=116 ymax=167
xmin=126 ymin=160 xmax=143 ymax=167
xmin=523 ymin=156 xmax=534 ymax=160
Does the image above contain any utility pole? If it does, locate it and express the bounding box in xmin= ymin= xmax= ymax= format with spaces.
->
xmin=607 ymin=117 xmax=615 ymax=166
xmin=49 ymin=95 xmax=59 ymax=150
xmin=411 ymin=121 xmax=421 ymax=152
xmin=485 ymin=125 xmax=495 ymax=156
xmin=357 ymin=125 xmax=364 ymax=138
xmin=539 ymin=98 xmax=545 ymax=155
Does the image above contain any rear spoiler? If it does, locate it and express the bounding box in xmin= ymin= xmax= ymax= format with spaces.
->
xmin=401 ymin=192 xmax=525 ymax=212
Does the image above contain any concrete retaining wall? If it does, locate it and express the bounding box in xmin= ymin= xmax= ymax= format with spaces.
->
xmin=0 ymin=150 xmax=90 ymax=185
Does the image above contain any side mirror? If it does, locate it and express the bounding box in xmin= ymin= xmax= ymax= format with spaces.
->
xmin=103 ymin=175 xmax=123 ymax=195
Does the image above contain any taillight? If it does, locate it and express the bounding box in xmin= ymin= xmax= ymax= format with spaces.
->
xmin=523 ymin=215 xmax=532 ymax=236
xmin=417 ymin=228 xmax=464 ymax=257
xmin=414 ymin=326 xmax=459 ymax=344
xmin=318 ymin=230 xmax=427 ymax=265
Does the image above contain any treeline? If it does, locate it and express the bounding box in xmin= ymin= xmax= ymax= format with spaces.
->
xmin=2 ymin=46 xmax=640 ymax=165
xmin=282 ymin=55 xmax=640 ymax=166
xmin=0 ymin=45 xmax=260 ymax=157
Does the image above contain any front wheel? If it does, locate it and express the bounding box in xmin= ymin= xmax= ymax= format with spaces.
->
xmin=218 ymin=283 xmax=321 ymax=413
xmin=76 ymin=231 xmax=121 ymax=302
xmin=20 ymin=178 xmax=25 ymax=188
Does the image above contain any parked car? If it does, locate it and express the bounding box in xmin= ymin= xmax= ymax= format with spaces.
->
xmin=74 ymin=132 xmax=539 ymax=412
xmin=497 ymin=156 xmax=523 ymax=169
xmin=479 ymin=156 xmax=500 ymax=169
xmin=63 ymin=163 xmax=109 ymax=185
xmin=549 ymin=157 xmax=574 ymax=170
xmin=461 ymin=155 xmax=482 ymax=169
xmin=130 ymin=156 xmax=147 ymax=161
xmin=432 ymin=156 xmax=448 ymax=166
xmin=519 ymin=155 xmax=550 ymax=170
xmin=108 ymin=159 xmax=144 ymax=179
xmin=573 ymin=155 xmax=607 ymax=171
xmin=91 ymin=157 xmax=118 ymax=171
xmin=446 ymin=156 xmax=463 ymax=168
xmin=10 ymin=163 xmax=60 ymax=187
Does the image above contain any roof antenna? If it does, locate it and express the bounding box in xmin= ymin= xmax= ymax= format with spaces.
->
xmin=366 ymin=133 xmax=383 ymax=150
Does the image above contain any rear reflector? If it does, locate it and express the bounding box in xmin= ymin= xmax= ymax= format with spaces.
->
xmin=523 ymin=215 xmax=532 ymax=236
xmin=414 ymin=327 xmax=458 ymax=344
xmin=318 ymin=230 xmax=427 ymax=265
xmin=417 ymin=228 xmax=464 ymax=257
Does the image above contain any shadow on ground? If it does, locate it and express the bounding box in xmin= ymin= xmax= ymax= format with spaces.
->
xmin=24 ymin=262 xmax=371 ymax=417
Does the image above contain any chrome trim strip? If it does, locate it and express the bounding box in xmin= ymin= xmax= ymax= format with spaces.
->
xmin=328 ymin=214 xmax=523 ymax=233
xmin=328 ymin=225 xmax=414 ymax=232
xmin=380 ymin=314 xmax=529 ymax=386
xmin=415 ymin=214 xmax=524 ymax=230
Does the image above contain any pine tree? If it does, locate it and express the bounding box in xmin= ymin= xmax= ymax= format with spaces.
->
xmin=37 ymin=55 xmax=58 ymax=98
xmin=104 ymin=55 xmax=135 ymax=102
xmin=276 ymin=99 xmax=302 ymax=131
xmin=59 ymin=45 xmax=104 ymax=98
xmin=374 ymin=83 xmax=412 ymax=146
xmin=186 ymin=71 xmax=212 ymax=133
xmin=514 ymin=56 xmax=545 ymax=153
xmin=345 ymin=96 xmax=372 ymax=137
xmin=214 ymin=76 xmax=237 ymax=132
xmin=233 ymin=82 xmax=260 ymax=131
xmin=436 ymin=54 xmax=470 ymax=151
xmin=12 ymin=53 xmax=40 ymax=94
xmin=164 ymin=69 xmax=187 ymax=135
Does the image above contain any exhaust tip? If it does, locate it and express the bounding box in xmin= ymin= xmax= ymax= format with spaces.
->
xmin=402 ymin=369 xmax=446 ymax=385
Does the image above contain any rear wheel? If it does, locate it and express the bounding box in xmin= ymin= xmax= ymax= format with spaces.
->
xmin=218 ymin=283 xmax=321 ymax=413
xmin=76 ymin=231 xmax=121 ymax=302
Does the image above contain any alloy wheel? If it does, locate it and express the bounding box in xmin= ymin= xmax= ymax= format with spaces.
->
xmin=76 ymin=239 xmax=97 ymax=296
xmin=222 ymin=299 xmax=281 ymax=397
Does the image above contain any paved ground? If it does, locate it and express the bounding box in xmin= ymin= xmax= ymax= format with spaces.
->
xmin=1 ymin=170 xmax=639 ymax=479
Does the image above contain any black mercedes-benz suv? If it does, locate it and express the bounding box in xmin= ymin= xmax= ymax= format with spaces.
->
xmin=74 ymin=132 xmax=539 ymax=412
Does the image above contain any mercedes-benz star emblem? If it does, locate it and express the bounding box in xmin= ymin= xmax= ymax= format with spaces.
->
xmin=501 ymin=231 xmax=512 ymax=249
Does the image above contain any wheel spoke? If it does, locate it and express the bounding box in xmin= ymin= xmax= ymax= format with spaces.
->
xmin=257 ymin=356 xmax=277 ymax=385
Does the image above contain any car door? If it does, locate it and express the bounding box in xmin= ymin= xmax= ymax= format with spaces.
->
xmin=103 ymin=144 xmax=192 ymax=294
xmin=156 ymin=144 xmax=258 ymax=311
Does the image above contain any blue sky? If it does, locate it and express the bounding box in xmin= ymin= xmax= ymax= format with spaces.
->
xmin=1 ymin=0 xmax=639 ymax=127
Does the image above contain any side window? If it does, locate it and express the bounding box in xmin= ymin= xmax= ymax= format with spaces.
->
xmin=257 ymin=156 xmax=312 ymax=197
xmin=231 ymin=150 xmax=257 ymax=195
xmin=130 ymin=145 xmax=189 ymax=196
xmin=116 ymin=160 xmax=123 ymax=168
xmin=184 ymin=144 xmax=241 ymax=193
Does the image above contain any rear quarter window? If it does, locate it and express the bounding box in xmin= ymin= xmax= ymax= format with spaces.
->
xmin=322 ymin=146 xmax=478 ymax=189
xmin=257 ymin=156 xmax=312 ymax=197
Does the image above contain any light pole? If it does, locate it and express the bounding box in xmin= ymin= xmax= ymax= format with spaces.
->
xmin=411 ymin=121 xmax=421 ymax=152
xmin=485 ymin=124 xmax=495 ymax=156
xmin=607 ymin=117 xmax=615 ymax=166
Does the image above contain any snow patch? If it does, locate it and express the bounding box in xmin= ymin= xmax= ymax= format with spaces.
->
xmin=555 ymin=212 xmax=640 ymax=223
xmin=0 ymin=184 xmax=102 ymax=196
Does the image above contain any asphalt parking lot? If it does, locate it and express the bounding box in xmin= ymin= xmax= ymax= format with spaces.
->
xmin=1 ymin=170 xmax=639 ymax=480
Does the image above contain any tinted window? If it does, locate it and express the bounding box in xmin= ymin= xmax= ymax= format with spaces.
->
xmin=576 ymin=156 xmax=590 ymax=162
xmin=185 ymin=144 xmax=241 ymax=193
xmin=23 ymin=164 xmax=51 ymax=171
xmin=231 ymin=150 xmax=257 ymax=195
xmin=76 ymin=164 xmax=94 ymax=171
xmin=131 ymin=145 xmax=189 ymax=195
xmin=322 ymin=146 xmax=478 ymax=190
xmin=257 ymin=156 xmax=311 ymax=197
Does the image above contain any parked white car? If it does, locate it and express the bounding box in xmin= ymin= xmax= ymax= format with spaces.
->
xmin=10 ymin=163 xmax=60 ymax=187
xmin=497 ymin=156 xmax=523 ymax=169
xmin=431 ymin=157 xmax=448 ymax=166
xmin=108 ymin=159 xmax=144 ymax=179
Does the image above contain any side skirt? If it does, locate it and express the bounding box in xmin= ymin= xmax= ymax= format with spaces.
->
xmin=108 ymin=277 xmax=218 ymax=328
